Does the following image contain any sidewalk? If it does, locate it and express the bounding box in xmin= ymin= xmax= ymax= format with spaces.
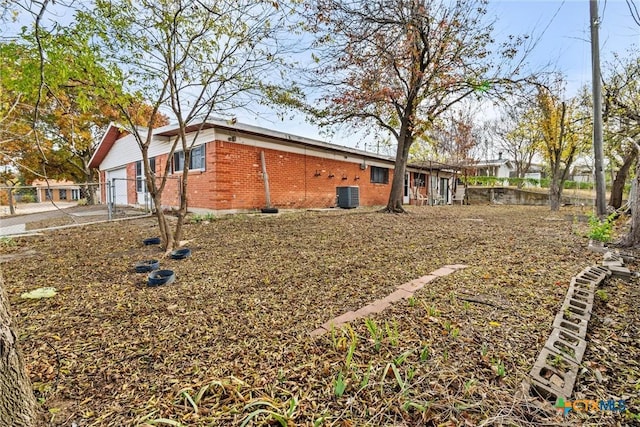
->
xmin=0 ymin=203 xmax=110 ymax=236
xmin=0 ymin=201 xmax=78 ymax=217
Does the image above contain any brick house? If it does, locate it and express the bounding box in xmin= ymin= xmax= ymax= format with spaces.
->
xmin=31 ymin=179 xmax=84 ymax=203
xmin=89 ymin=119 xmax=458 ymax=211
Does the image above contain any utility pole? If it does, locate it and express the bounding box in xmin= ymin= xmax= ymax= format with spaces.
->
xmin=590 ymin=0 xmax=607 ymax=217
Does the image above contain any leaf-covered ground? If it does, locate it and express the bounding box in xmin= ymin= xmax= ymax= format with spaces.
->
xmin=1 ymin=205 xmax=638 ymax=426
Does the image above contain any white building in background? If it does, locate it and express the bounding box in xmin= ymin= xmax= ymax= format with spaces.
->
xmin=470 ymin=152 xmax=544 ymax=182
xmin=473 ymin=152 xmax=513 ymax=178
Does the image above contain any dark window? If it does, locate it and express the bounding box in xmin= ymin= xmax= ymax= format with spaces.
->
xmin=173 ymin=145 xmax=205 ymax=172
xmin=136 ymin=161 xmax=144 ymax=192
xmin=59 ymin=189 xmax=67 ymax=200
xmin=370 ymin=166 xmax=389 ymax=184
xmin=71 ymin=189 xmax=80 ymax=200
xmin=413 ymin=173 xmax=426 ymax=187
xmin=45 ymin=189 xmax=53 ymax=200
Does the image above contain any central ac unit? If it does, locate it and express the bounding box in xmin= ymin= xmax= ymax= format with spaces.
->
xmin=336 ymin=186 xmax=359 ymax=209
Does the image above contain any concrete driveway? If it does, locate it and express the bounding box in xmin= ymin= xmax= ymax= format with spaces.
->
xmin=0 ymin=202 xmax=111 ymax=236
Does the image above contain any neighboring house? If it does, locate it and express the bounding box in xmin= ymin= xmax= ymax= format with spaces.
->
xmin=473 ymin=152 xmax=513 ymax=178
xmin=570 ymin=164 xmax=593 ymax=183
xmin=471 ymin=153 xmax=544 ymax=182
xmin=31 ymin=179 xmax=85 ymax=203
xmin=89 ymin=119 xmax=459 ymax=212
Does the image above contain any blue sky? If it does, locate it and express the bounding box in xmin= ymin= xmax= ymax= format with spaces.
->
xmin=5 ymin=1 xmax=639 ymax=149
xmin=488 ymin=0 xmax=639 ymax=94
xmin=243 ymin=0 xmax=640 ymax=148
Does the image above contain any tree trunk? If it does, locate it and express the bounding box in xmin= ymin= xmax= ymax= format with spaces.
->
xmin=621 ymin=159 xmax=640 ymax=247
xmin=152 ymin=194 xmax=174 ymax=251
xmin=0 ymin=278 xmax=38 ymax=426
xmin=7 ymin=187 xmax=16 ymax=215
xmin=549 ymin=177 xmax=562 ymax=211
xmin=383 ymin=133 xmax=411 ymax=213
xmin=82 ymin=183 xmax=97 ymax=206
xmin=609 ymin=150 xmax=635 ymax=209
xmin=173 ymin=172 xmax=188 ymax=250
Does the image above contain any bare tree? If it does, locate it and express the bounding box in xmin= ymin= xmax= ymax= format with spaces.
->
xmin=487 ymin=101 xmax=540 ymax=187
xmin=414 ymin=108 xmax=480 ymax=166
xmin=87 ymin=0 xmax=296 ymax=250
xmin=300 ymin=0 xmax=530 ymax=212
xmin=604 ymin=48 xmax=640 ymax=245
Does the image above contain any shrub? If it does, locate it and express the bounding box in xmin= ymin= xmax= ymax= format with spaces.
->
xmin=588 ymin=213 xmax=616 ymax=243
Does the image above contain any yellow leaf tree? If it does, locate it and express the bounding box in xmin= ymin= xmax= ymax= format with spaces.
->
xmin=535 ymin=83 xmax=590 ymax=211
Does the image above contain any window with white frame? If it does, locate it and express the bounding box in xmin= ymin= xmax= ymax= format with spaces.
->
xmin=136 ymin=161 xmax=144 ymax=192
xmin=136 ymin=157 xmax=156 ymax=192
xmin=173 ymin=145 xmax=205 ymax=173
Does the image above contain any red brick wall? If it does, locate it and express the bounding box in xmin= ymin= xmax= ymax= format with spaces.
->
xmin=100 ymin=139 xmax=395 ymax=210
xmin=126 ymin=163 xmax=137 ymax=204
xmin=211 ymin=140 xmax=392 ymax=210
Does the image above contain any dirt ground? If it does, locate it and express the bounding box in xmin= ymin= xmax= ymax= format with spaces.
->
xmin=1 ymin=205 xmax=638 ymax=426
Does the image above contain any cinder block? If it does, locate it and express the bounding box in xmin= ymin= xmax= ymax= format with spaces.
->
xmin=608 ymin=265 xmax=632 ymax=278
xmin=586 ymin=265 xmax=608 ymax=275
xmin=603 ymin=251 xmax=622 ymax=262
xmin=560 ymin=301 xmax=591 ymax=321
xmin=577 ymin=272 xmax=604 ymax=287
xmin=588 ymin=265 xmax=611 ymax=279
xmin=544 ymin=327 xmax=587 ymax=365
xmin=579 ymin=270 xmax=601 ymax=281
xmin=573 ymin=275 xmax=596 ymax=286
xmin=529 ymin=347 xmax=579 ymax=401
xmin=529 ymin=378 xmax=567 ymax=402
xmin=570 ymin=277 xmax=596 ymax=293
xmin=602 ymin=260 xmax=624 ymax=268
xmin=587 ymin=240 xmax=607 ymax=254
xmin=565 ymin=286 xmax=594 ymax=305
xmin=563 ymin=296 xmax=593 ymax=316
xmin=553 ymin=311 xmax=588 ymax=339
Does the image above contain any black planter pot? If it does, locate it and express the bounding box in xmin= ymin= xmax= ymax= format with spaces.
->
xmin=135 ymin=259 xmax=160 ymax=273
xmin=148 ymin=269 xmax=175 ymax=286
xmin=143 ymin=237 xmax=161 ymax=245
xmin=170 ymin=248 xmax=191 ymax=260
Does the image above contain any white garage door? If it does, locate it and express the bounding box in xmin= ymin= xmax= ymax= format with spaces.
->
xmin=107 ymin=167 xmax=129 ymax=206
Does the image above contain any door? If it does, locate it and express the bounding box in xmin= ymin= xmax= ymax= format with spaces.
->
xmin=440 ymin=177 xmax=449 ymax=204
xmin=403 ymin=172 xmax=410 ymax=204
xmin=107 ymin=167 xmax=128 ymax=206
xmin=135 ymin=160 xmax=148 ymax=206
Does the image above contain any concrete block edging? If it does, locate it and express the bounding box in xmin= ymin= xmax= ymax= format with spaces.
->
xmin=309 ymin=264 xmax=467 ymax=337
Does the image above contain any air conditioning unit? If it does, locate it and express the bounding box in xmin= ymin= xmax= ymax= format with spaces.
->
xmin=336 ymin=186 xmax=359 ymax=209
